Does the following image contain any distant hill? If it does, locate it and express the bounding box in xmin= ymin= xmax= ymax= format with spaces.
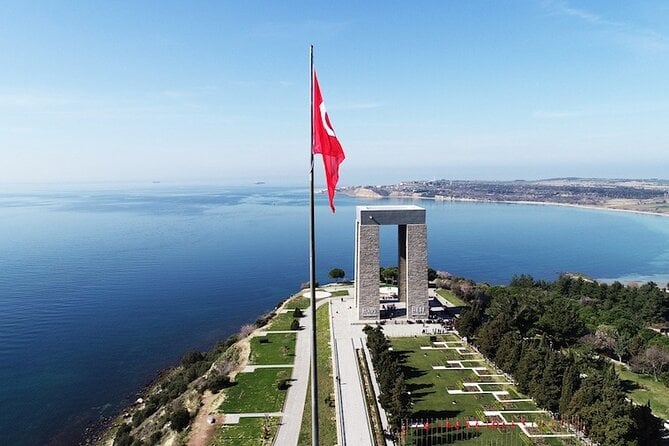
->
xmin=341 ymin=178 xmax=669 ymax=215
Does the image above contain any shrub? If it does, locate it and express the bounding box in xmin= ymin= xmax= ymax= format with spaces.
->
xmin=113 ymin=424 xmax=134 ymax=446
xmin=239 ymin=324 xmax=256 ymax=338
xmin=293 ymin=308 xmax=304 ymax=318
xmin=168 ymin=406 xmax=191 ymax=432
xmin=254 ymin=312 xmax=275 ymax=328
xmin=180 ymin=350 xmax=205 ymax=367
xmin=207 ymin=373 xmax=232 ymax=393
xmin=300 ymin=281 xmax=319 ymax=289
xmin=290 ymin=319 xmax=300 ymax=330
xmin=148 ymin=431 xmax=162 ymax=445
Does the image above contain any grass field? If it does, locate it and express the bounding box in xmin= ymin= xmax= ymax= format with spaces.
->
xmin=285 ymin=296 xmax=311 ymax=309
xmin=298 ymin=303 xmax=337 ymax=446
xmin=212 ymin=417 xmax=278 ymax=446
xmin=249 ymin=332 xmax=297 ymax=365
xmin=218 ymin=368 xmax=291 ymax=413
xmin=391 ymin=335 xmax=572 ymax=445
xmin=616 ymin=364 xmax=669 ymax=420
xmin=436 ymin=289 xmax=468 ymax=307
xmin=266 ymin=312 xmax=299 ymax=331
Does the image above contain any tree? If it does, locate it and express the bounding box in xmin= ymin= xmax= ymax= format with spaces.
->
xmin=113 ymin=424 xmax=134 ymax=446
xmin=180 ymin=350 xmax=204 ymax=367
xmin=169 ymin=407 xmax=191 ymax=432
xmin=635 ymin=346 xmax=669 ymax=381
xmin=514 ymin=342 xmax=546 ymax=394
xmin=476 ymin=314 xmax=510 ymax=359
xmin=534 ymin=350 xmax=565 ymax=412
xmin=379 ymin=266 xmax=398 ymax=284
xmin=206 ymin=372 xmax=231 ymax=393
xmin=536 ymin=298 xmax=585 ymax=348
xmin=559 ymin=361 xmax=580 ymax=416
xmin=631 ymin=402 xmax=662 ymax=446
xmin=454 ymin=300 xmax=484 ymax=339
xmin=290 ymin=319 xmax=300 ymax=330
xmin=388 ymin=373 xmax=410 ymax=430
xmin=328 ymin=268 xmax=345 ymax=282
xmin=494 ymin=332 xmax=522 ymax=374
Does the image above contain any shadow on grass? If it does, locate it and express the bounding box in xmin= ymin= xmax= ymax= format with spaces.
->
xmin=620 ymin=378 xmax=642 ymax=392
xmin=406 ymin=422 xmax=483 ymax=443
xmin=408 ymin=404 xmax=463 ymax=420
xmin=403 ymin=366 xmax=427 ymax=381
xmin=277 ymin=378 xmax=296 ymax=391
xmin=408 ymin=382 xmax=433 ymax=393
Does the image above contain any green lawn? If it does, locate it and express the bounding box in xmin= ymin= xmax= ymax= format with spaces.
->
xmin=330 ymin=290 xmax=349 ymax=297
xmin=436 ymin=289 xmax=468 ymax=307
xmin=391 ymin=335 xmax=572 ymax=445
xmin=266 ymin=312 xmax=299 ymax=331
xmin=616 ymin=364 xmax=669 ymax=420
xmin=218 ymin=368 xmax=291 ymax=413
xmin=285 ymin=296 xmax=311 ymax=310
xmin=212 ymin=417 xmax=278 ymax=446
xmin=298 ymin=304 xmax=337 ymax=446
xmin=249 ymin=333 xmax=297 ymax=365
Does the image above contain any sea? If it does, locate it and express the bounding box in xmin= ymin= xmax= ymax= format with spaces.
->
xmin=1 ymin=184 xmax=668 ymax=445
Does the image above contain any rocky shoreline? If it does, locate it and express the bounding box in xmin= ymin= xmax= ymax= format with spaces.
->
xmin=79 ymin=295 xmax=292 ymax=446
xmin=341 ymin=177 xmax=669 ymax=216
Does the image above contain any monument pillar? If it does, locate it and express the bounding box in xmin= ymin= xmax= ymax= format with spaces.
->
xmin=354 ymin=206 xmax=427 ymax=320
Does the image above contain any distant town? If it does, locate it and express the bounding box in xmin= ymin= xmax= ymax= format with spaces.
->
xmin=342 ymin=178 xmax=669 ymax=215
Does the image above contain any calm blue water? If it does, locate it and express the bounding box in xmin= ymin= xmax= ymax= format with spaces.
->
xmin=1 ymin=185 xmax=668 ymax=445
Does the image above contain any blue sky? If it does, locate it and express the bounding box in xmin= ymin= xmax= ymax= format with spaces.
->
xmin=1 ymin=1 xmax=668 ymax=186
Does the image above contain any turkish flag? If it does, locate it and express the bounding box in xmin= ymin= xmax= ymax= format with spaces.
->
xmin=312 ymin=69 xmax=345 ymax=212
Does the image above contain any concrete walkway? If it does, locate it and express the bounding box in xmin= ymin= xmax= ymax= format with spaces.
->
xmin=241 ymin=364 xmax=293 ymax=373
xmin=273 ymin=299 xmax=328 ymax=445
xmin=223 ymin=412 xmax=283 ymax=424
xmin=330 ymin=296 xmax=375 ymax=446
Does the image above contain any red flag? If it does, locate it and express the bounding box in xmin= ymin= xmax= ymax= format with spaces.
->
xmin=424 ymin=420 xmax=430 ymax=430
xmin=445 ymin=419 xmax=450 ymax=429
xmin=312 ymin=69 xmax=345 ymax=212
xmin=454 ymin=420 xmax=460 ymax=430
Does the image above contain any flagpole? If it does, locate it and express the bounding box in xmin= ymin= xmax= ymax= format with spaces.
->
xmin=309 ymin=44 xmax=320 ymax=446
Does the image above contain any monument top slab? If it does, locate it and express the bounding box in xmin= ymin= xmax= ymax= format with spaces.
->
xmin=356 ymin=205 xmax=425 ymax=225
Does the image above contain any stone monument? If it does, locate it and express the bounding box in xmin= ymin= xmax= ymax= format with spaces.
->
xmin=354 ymin=205 xmax=428 ymax=320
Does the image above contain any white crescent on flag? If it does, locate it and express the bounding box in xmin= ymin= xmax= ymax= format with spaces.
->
xmin=319 ymin=102 xmax=336 ymax=137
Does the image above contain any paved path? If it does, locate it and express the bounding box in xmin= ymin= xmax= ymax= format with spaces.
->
xmin=273 ymin=299 xmax=328 ymax=445
xmin=241 ymin=364 xmax=294 ymax=373
xmin=223 ymin=412 xmax=283 ymax=424
xmin=330 ymin=296 xmax=375 ymax=446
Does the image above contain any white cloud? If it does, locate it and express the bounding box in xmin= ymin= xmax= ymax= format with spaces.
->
xmin=0 ymin=91 xmax=76 ymax=109
xmin=532 ymin=101 xmax=669 ymax=119
xmin=543 ymin=0 xmax=669 ymax=53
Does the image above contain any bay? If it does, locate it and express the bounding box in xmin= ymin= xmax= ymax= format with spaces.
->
xmin=0 ymin=184 xmax=668 ymax=445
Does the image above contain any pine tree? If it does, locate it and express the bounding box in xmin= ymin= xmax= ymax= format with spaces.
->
xmin=388 ymin=373 xmax=410 ymax=431
xmin=559 ymin=363 xmax=579 ymax=417
xmin=534 ymin=350 xmax=564 ymax=412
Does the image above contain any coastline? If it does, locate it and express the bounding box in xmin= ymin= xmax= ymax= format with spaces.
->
xmin=346 ymin=191 xmax=669 ymax=219
xmin=85 ymin=291 xmax=303 ymax=446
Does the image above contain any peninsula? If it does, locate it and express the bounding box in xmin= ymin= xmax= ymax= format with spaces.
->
xmin=341 ymin=178 xmax=669 ymax=215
